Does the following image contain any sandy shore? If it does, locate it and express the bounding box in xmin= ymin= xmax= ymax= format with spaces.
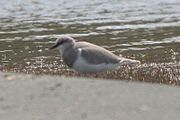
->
xmin=1 ymin=63 xmax=180 ymax=85
xmin=0 ymin=72 xmax=180 ymax=120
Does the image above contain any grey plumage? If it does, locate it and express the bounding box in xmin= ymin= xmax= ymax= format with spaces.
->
xmin=79 ymin=43 xmax=120 ymax=64
xmin=50 ymin=36 xmax=140 ymax=72
xmin=62 ymin=46 xmax=78 ymax=67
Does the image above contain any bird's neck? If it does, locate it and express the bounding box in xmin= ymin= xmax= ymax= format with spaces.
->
xmin=59 ymin=43 xmax=74 ymax=56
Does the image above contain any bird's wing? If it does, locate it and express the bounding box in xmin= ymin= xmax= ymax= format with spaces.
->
xmin=80 ymin=47 xmax=120 ymax=64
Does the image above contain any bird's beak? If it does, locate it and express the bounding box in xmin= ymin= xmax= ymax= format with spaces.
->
xmin=50 ymin=43 xmax=59 ymax=50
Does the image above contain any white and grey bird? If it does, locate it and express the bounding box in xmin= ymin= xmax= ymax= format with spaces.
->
xmin=50 ymin=36 xmax=140 ymax=73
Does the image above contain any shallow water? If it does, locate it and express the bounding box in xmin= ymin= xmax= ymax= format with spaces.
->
xmin=0 ymin=0 xmax=180 ymax=84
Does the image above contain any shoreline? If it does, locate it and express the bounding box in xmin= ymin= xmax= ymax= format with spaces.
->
xmin=0 ymin=62 xmax=180 ymax=86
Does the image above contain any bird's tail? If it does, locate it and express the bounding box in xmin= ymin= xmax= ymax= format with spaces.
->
xmin=119 ymin=58 xmax=141 ymax=65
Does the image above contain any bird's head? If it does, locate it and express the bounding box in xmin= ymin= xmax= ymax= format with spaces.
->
xmin=50 ymin=36 xmax=75 ymax=53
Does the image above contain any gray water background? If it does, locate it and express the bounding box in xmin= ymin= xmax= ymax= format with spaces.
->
xmin=0 ymin=0 xmax=180 ymax=70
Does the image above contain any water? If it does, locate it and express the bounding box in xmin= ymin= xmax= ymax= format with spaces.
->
xmin=0 ymin=0 xmax=180 ymax=84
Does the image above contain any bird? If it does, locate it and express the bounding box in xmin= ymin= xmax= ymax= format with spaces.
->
xmin=50 ymin=36 xmax=140 ymax=73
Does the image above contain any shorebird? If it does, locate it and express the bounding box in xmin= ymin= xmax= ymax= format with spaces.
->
xmin=50 ymin=36 xmax=140 ymax=73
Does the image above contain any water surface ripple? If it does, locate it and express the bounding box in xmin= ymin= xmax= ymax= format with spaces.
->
xmin=0 ymin=0 xmax=180 ymax=84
